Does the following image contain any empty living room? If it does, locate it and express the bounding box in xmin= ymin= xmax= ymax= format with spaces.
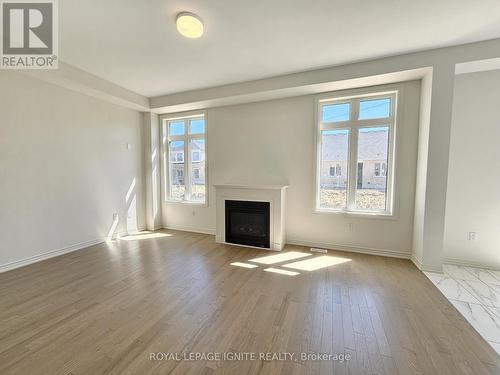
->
xmin=2 ymin=1 xmax=500 ymax=374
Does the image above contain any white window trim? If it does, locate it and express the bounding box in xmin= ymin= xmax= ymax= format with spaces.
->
xmin=161 ymin=110 xmax=208 ymax=206
xmin=314 ymin=89 xmax=398 ymax=217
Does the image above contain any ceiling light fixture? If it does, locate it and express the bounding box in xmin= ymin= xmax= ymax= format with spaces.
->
xmin=176 ymin=12 xmax=204 ymax=39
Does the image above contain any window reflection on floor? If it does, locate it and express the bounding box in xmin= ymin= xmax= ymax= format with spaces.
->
xmin=263 ymin=268 xmax=300 ymax=276
xmin=282 ymin=255 xmax=351 ymax=271
xmin=230 ymin=262 xmax=258 ymax=269
xmin=120 ymin=231 xmax=173 ymax=241
xmin=230 ymin=250 xmax=352 ymax=277
xmin=248 ymin=251 xmax=311 ymax=265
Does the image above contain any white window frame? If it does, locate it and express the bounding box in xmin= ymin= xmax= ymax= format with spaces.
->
xmin=161 ymin=111 xmax=208 ymax=205
xmin=315 ymin=90 xmax=398 ymax=216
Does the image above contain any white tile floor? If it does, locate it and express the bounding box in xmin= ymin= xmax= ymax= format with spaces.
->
xmin=425 ymin=264 xmax=500 ymax=355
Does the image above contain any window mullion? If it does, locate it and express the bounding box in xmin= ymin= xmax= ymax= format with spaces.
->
xmin=347 ymin=100 xmax=360 ymax=210
xmin=167 ymin=136 xmax=173 ymax=200
xmin=184 ymin=120 xmax=191 ymax=202
xmin=169 ymin=135 xmax=184 ymax=141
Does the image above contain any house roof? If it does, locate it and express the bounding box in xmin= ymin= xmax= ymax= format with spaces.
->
xmin=171 ymin=141 xmax=204 ymax=152
xmin=322 ymin=129 xmax=388 ymax=161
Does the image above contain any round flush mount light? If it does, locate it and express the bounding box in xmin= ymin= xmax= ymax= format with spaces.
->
xmin=176 ymin=12 xmax=204 ymax=39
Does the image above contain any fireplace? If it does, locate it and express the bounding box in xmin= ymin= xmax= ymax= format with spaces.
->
xmin=215 ymin=184 xmax=287 ymax=251
xmin=225 ymin=200 xmax=270 ymax=248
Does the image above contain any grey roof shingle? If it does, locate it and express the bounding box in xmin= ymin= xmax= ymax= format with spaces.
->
xmin=322 ymin=129 xmax=388 ymax=161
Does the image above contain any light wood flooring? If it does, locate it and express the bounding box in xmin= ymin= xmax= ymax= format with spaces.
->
xmin=0 ymin=230 xmax=499 ymax=374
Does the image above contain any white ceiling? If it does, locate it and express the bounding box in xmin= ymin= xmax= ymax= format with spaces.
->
xmin=60 ymin=0 xmax=500 ymax=97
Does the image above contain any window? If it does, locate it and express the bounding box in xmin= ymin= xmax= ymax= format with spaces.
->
xmin=316 ymin=92 xmax=396 ymax=214
xmin=374 ymin=162 xmax=387 ymax=177
xmin=329 ymin=164 xmax=342 ymax=177
xmin=193 ymin=168 xmax=200 ymax=179
xmin=172 ymin=152 xmax=184 ymax=162
xmin=164 ymin=114 xmax=207 ymax=203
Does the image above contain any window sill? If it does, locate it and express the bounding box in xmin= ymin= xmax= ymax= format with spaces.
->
xmin=314 ymin=208 xmax=396 ymax=220
xmin=165 ymin=199 xmax=208 ymax=207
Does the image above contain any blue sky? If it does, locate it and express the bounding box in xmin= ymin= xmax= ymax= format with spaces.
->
xmin=169 ymin=119 xmax=205 ymax=136
xmin=323 ymin=98 xmax=391 ymax=122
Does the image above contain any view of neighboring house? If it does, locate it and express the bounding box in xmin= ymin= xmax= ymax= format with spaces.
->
xmin=170 ymin=140 xmax=206 ymax=186
xmin=321 ymin=128 xmax=389 ymax=190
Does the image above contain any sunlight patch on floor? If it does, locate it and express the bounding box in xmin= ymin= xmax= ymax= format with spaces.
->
xmin=248 ymin=251 xmax=312 ymax=265
xmin=282 ymin=255 xmax=351 ymax=271
xmin=120 ymin=231 xmax=172 ymax=241
xmin=264 ymin=268 xmax=300 ymax=276
xmin=230 ymin=262 xmax=259 ymax=269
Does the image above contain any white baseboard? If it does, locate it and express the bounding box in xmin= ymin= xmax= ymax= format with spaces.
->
xmin=411 ymin=254 xmax=423 ymax=270
xmin=0 ymin=225 xmax=148 ymax=274
xmin=411 ymin=254 xmax=443 ymax=273
xmin=0 ymin=238 xmax=104 ymax=274
xmin=443 ymin=257 xmax=500 ymax=271
xmin=144 ymin=224 xmax=163 ymax=232
xmin=163 ymin=224 xmax=216 ymax=235
xmin=286 ymin=238 xmax=411 ymax=260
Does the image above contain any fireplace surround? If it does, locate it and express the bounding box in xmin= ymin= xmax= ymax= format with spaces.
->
xmin=214 ymin=184 xmax=287 ymax=251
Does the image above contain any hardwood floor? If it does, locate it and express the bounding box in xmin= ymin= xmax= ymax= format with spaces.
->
xmin=0 ymin=230 xmax=498 ymax=374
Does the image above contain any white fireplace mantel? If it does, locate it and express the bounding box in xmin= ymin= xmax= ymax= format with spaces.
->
xmin=214 ymin=184 xmax=288 ymax=251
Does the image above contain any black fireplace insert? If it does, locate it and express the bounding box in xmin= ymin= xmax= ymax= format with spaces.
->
xmin=225 ymin=200 xmax=270 ymax=248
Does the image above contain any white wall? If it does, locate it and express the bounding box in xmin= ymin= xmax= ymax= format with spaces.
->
xmin=0 ymin=72 xmax=145 ymax=270
xmin=444 ymin=70 xmax=500 ymax=268
xmin=163 ymin=80 xmax=421 ymax=256
xmin=144 ymin=112 xmax=162 ymax=231
xmin=412 ymin=73 xmax=432 ymax=265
